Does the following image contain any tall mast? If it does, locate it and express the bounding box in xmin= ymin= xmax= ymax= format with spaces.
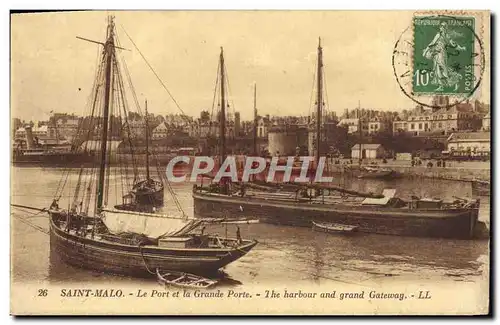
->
xmin=219 ymin=47 xmax=226 ymax=165
xmin=145 ymin=99 xmax=150 ymax=180
xmin=97 ymin=16 xmax=115 ymax=210
xmin=253 ymin=83 xmax=258 ymax=156
xmin=315 ymin=37 xmax=323 ymax=167
xmin=358 ymin=100 xmax=362 ymax=167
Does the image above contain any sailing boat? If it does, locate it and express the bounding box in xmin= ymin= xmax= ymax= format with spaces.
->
xmin=193 ymin=38 xmax=481 ymax=239
xmin=117 ymin=100 xmax=164 ymax=212
xmin=48 ymin=16 xmax=256 ymax=277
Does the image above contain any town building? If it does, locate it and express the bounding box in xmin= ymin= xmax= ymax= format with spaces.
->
xmin=152 ymin=122 xmax=169 ymax=140
xmin=446 ymin=132 xmax=490 ymax=154
xmin=482 ymin=112 xmax=490 ymax=131
xmin=351 ymin=144 xmax=387 ymax=159
xmin=430 ymin=102 xmax=482 ymax=134
xmin=367 ymin=116 xmax=391 ymax=135
xmin=257 ymin=116 xmax=271 ymax=138
xmin=392 ymin=100 xmax=484 ymax=136
xmin=15 ymin=125 xmax=48 ymax=139
xmin=47 ymin=117 xmax=80 ymax=141
xmin=124 ymin=118 xmax=146 ymax=139
xmin=337 ymin=118 xmax=369 ymax=136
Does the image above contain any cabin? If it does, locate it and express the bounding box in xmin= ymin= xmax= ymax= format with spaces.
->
xmin=351 ymin=144 xmax=387 ymax=159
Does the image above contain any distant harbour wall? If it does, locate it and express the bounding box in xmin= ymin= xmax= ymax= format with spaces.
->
xmin=115 ymin=155 xmax=491 ymax=182
xmin=383 ymin=165 xmax=489 ymax=182
xmin=326 ymin=159 xmax=490 ymax=182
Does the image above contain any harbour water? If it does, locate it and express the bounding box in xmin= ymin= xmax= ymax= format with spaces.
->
xmin=11 ymin=166 xmax=489 ymax=287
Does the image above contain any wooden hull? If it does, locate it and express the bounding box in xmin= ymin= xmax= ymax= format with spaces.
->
xmin=193 ymin=192 xmax=480 ymax=239
xmin=49 ymin=213 xmax=257 ymax=277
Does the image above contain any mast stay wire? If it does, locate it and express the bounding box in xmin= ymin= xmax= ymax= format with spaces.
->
xmin=222 ymin=60 xmax=237 ymax=119
xmin=53 ymin=44 xmax=104 ymax=201
xmin=308 ymin=57 xmax=318 ymax=122
xmin=209 ymin=60 xmax=221 ymax=139
xmin=120 ymin=25 xmax=191 ymax=125
xmin=117 ymin=24 xmax=186 ymax=214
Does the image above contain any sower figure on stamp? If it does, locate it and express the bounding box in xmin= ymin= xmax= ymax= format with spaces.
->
xmin=423 ymin=22 xmax=466 ymax=91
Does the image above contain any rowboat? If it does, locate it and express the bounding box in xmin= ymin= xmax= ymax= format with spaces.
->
xmin=312 ymin=221 xmax=359 ymax=234
xmin=221 ymin=218 xmax=260 ymax=224
xmin=156 ymin=269 xmax=217 ymax=289
xmin=357 ymin=166 xmax=397 ymax=179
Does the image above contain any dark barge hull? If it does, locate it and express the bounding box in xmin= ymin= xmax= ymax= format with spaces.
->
xmin=49 ymin=213 xmax=257 ymax=277
xmin=193 ymin=192 xmax=479 ymax=239
xmin=12 ymin=153 xmax=95 ymax=167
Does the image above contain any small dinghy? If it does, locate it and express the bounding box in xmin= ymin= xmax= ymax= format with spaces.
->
xmin=156 ymin=269 xmax=218 ymax=289
xmin=221 ymin=218 xmax=260 ymax=224
xmin=357 ymin=166 xmax=396 ymax=179
xmin=312 ymin=221 xmax=359 ymax=234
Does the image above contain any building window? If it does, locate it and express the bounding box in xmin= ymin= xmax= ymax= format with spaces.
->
xmin=411 ymin=123 xmax=415 ymax=130
xmin=418 ymin=123 xmax=422 ymax=130
xmin=438 ymin=123 xmax=442 ymax=128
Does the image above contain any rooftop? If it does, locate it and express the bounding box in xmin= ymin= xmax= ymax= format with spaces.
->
xmin=351 ymin=144 xmax=383 ymax=150
xmin=447 ymin=132 xmax=491 ymax=142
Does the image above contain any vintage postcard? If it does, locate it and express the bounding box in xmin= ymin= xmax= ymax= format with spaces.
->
xmin=10 ymin=10 xmax=491 ymax=315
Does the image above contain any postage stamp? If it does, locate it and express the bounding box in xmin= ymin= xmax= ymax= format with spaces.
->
xmin=412 ymin=15 xmax=475 ymax=95
xmin=392 ymin=10 xmax=486 ymax=109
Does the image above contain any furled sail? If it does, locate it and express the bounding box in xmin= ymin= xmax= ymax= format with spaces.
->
xmin=101 ymin=208 xmax=203 ymax=238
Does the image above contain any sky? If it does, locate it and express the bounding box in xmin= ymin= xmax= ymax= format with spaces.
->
xmin=10 ymin=10 xmax=490 ymax=122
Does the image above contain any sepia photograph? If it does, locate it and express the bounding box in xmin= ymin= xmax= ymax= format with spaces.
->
xmin=9 ymin=9 xmax=491 ymax=315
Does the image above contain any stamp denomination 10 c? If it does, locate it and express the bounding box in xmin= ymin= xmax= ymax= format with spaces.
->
xmin=412 ymin=16 xmax=475 ymax=95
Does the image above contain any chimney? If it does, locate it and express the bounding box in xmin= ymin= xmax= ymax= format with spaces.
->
xmin=24 ymin=125 xmax=35 ymax=150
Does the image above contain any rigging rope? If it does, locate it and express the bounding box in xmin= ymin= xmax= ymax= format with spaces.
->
xmin=222 ymin=60 xmax=237 ymax=119
xmin=53 ymin=43 xmax=104 ymax=201
xmin=308 ymin=58 xmax=318 ymax=122
xmin=12 ymin=213 xmax=49 ymax=235
xmin=209 ymin=60 xmax=221 ymax=139
xmin=114 ymin=57 xmax=139 ymax=182
xmin=120 ymin=25 xmax=191 ymax=125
